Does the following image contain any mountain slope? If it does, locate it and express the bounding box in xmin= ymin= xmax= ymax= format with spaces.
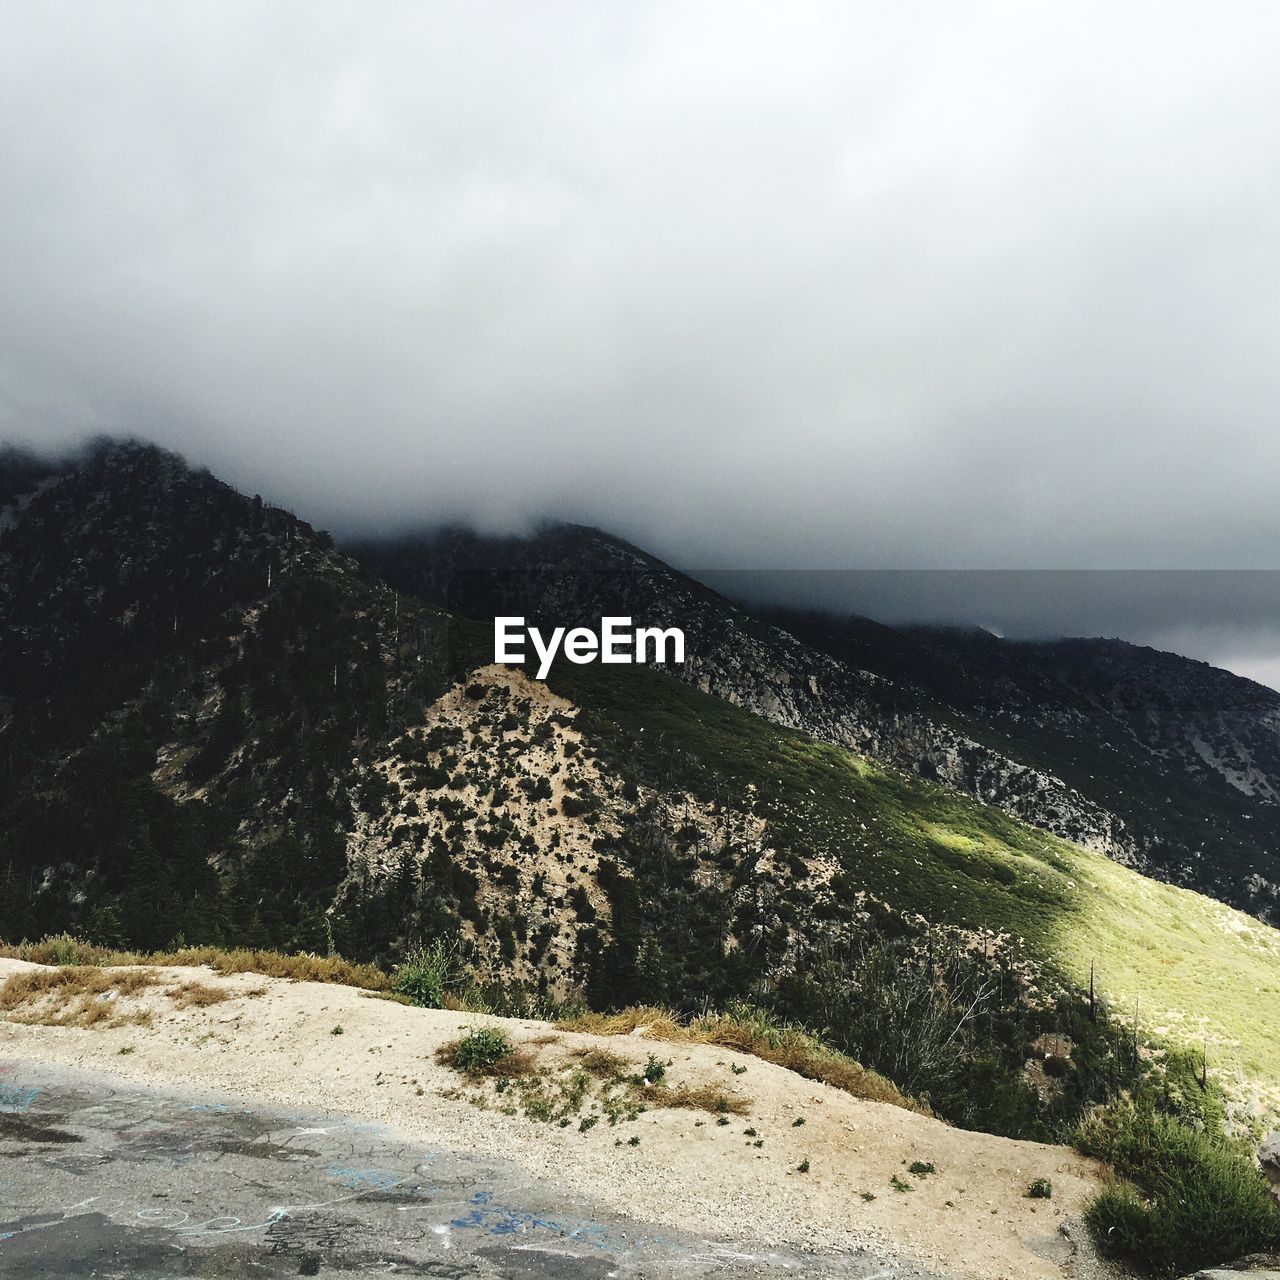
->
xmin=768 ymin=611 xmax=1280 ymax=921
xmin=354 ymin=525 xmax=1280 ymax=924
xmin=0 ymin=439 xmax=466 ymax=950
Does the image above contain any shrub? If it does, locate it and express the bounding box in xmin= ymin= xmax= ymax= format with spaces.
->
xmin=1026 ymin=1177 xmax=1052 ymax=1199
xmin=392 ymin=938 xmax=458 ymax=1009
xmin=1077 ymin=1101 xmax=1280 ymax=1276
xmin=641 ymin=1054 xmax=666 ymax=1085
xmin=437 ymin=1027 xmax=526 ymax=1076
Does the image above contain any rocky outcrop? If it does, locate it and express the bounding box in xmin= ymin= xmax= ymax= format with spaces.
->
xmin=1259 ymin=1131 xmax=1280 ymax=1206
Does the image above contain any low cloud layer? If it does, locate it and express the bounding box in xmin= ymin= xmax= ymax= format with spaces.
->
xmin=3 ymin=4 xmax=1279 ymax=676
xmin=700 ymin=570 xmax=1280 ymax=690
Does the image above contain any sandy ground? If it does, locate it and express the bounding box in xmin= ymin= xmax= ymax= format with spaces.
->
xmin=0 ymin=959 xmax=1104 ymax=1280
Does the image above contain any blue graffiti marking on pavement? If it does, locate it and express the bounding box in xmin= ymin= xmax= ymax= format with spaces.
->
xmin=0 ymin=1085 xmax=38 ymax=1114
xmin=324 ymin=1166 xmax=403 ymax=1192
xmin=449 ymin=1190 xmax=612 ymax=1248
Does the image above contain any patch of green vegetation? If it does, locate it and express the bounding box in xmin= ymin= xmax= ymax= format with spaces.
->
xmin=640 ymin=1054 xmax=666 ymax=1085
xmin=438 ymin=1026 xmax=518 ymax=1074
xmin=1026 ymin=1178 xmax=1052 ymax=1199
xmin=551 ymin=661 xmax=1280 ymax=1104
xmin=1077 ymin=1099 xmax=1280 ymax=1276
xmin=392 ymin=938 xmax=458 ymax=1009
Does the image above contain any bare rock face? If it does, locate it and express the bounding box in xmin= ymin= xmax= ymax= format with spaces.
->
xmin=1258 ymin=1131 xmax=1280 ymax=1204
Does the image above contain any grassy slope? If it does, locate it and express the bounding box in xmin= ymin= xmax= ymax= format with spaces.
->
xmin=551 ymin=661 xmax=1280 ymax=1102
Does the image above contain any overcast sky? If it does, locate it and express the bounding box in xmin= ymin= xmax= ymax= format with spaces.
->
xmin=3 ymin=3 xmax=1280 ymax=680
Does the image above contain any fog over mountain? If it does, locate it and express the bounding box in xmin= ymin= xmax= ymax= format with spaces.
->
xmin=3 ymin=2 xmax=1280 ymax=679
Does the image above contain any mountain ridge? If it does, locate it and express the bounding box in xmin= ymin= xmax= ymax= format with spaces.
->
xmin=4 ymin=438 xmax=1280 ymax=1142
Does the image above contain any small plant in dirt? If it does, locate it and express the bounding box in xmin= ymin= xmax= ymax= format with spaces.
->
xmin=628 ymin=1135 xmax=640 ymax=1146
xmin=640 ymin=1054 xmax=667 ymax=1085
xmin=1026 ymin=1178 xmax=1052 ymax=1199
xmin=579 ymin=1115 xmax=599 ymax=1133
xmin=731 ymin=1063 xmax=747 ymax=1075
xmin=908 ymin=1161 xmax=936 ymax=1177
xmin=859 ymin=1191 xmax=876 ymax=1202
xmin=792 ymin=1116 xmax=805 ymax=1126
xmin=797 ymin=1159 xmax=810 ymax=1173
xmin=393 ymin=938 xmax=458 ymax=1009
xmin=437 ymin=1027 xmax=523 ymax=1076
xmin=890 ymin=1175 xmax=913 ymax=1192
xmin=524 ymin=1096 xmax=554 ymax=1122
xmin=46 ymin=934 xmax=86 ymax=966
xmin=330 ymin=1025 xmax=344 ymax=1036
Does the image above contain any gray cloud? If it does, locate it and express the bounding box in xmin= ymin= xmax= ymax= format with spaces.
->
xmin=700 ymin=570 xmax=1280 ymax=689
xmin=3 ymin=2 xmax=1280 ymax=676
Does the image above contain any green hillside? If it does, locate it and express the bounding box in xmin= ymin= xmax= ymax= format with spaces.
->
xmin=552 ymin=659 xmax=1280 ymax=1105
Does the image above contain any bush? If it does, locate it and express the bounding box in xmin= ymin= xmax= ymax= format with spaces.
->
xmin=1077 ymin=1101 xmax=1280 ymax=1276
xmin=392 ymin=938 xmax=458 ymax=1008
xmin=641 ymin=1054 xmax=666 ymax=1084
xmin=437 ymin=1026 xmax=522 ymax=1075
xmin=1026 ymin=1177 xmax=1052 ymax=1199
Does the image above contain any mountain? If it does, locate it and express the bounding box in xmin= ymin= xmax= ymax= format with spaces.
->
xmin=354 ymin=526 xmax=1280 ymax=925
xmin=4 ymin=439 xmax=1280 ymax=1139
xmin=0 ymin=439 xmax=464 ymax=952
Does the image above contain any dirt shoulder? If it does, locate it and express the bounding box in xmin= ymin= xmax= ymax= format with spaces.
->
xmin=0 ymin=958 xmax=1103 ymax=1279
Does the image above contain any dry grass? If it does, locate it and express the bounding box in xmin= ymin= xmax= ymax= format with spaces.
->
xmin=1 ymin=964 xmax=245 ymax=1024
xmin=0 ymin=935 xmax=391 ymax=991
xmin=568 ymin=1046 xmax=630 ymax=1078
xmin=642 ymin=1082 xmax=752 ymax=1116
xmin=559 ymin=1002 xmax=928 ymax=1116
xmin=0 ymin=965 xmax=159 ymax=1028
xmin=166 ymin=980 xmax=231 ymax=1010
xmin=561 ymin=1006 xmax=685 ymax=1040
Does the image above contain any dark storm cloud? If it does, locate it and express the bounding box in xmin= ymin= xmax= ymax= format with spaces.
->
xmin=3 ymin=2 xmax=1280 ymax=677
